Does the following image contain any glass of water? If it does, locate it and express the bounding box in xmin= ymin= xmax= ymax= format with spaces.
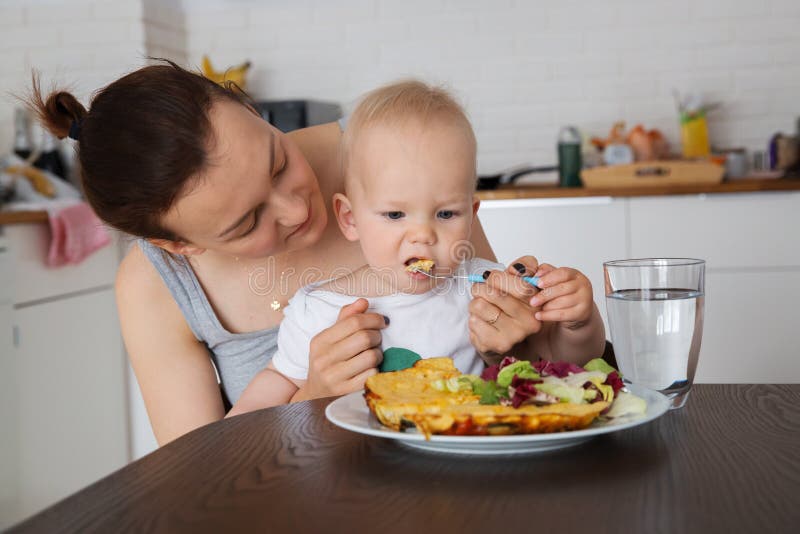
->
xmin=603 ymin=258 xmax=705 ymax=409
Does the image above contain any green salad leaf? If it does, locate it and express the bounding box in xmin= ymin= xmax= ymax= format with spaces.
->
xmin=496 ymin=360 xmax=539 ymax=387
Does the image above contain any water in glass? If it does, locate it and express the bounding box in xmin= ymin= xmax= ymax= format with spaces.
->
xmin=607 ymin=288 xmax=704 ymax=408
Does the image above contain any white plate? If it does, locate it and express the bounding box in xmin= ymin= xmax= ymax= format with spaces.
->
xmin=325 ymin=384 xmax=670 ymax=455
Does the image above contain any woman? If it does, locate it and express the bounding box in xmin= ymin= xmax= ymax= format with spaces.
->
xmin=30 ymin=62 xmax=603 ymax=445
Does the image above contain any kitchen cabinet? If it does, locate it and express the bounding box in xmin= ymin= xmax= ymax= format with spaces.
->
xmin=628 ymin=191 xmax=800 ymax=384
xmin=0 ymin=224 xmax=129 ymax=528
xmin=14 ymin=290 xmax=128 ymax=520
xmin=478 ymin=191 xmax=800 ymax=384
xmin=0 ymin=238 xmax=19 ymax=527
xmin=478 ymin=196 xmax=627 ymax=333
xmin=628 ymin=192 xmax=800 ymax=268
xmin=698 ymin=271 xmax=800 ymax=383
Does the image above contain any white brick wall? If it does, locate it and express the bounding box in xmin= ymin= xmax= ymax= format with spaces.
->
xmin=0 ymin=0 xmax=188 ymax=159
xmin=182 ymin=0 xmax=800 ymax=174
xmin=1 ymin=0 xmax=798 ymax=175
xmin=143 ymin=0 xmax=188 ymax=65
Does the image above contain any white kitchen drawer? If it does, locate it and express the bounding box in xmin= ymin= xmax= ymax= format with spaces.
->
xmin=695 ymin=269 xmax=800 ymax=384
xmin=629 ymin=192 xmax=800 ymax=269
xmin=3 ymin=223 xmax=118 ymax=305
xmin=15 ymin=288 xmax=128 ymax=518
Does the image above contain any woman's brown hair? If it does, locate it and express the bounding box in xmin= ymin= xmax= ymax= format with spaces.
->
xmin=28 ymin=60 xmax=250 ymax=240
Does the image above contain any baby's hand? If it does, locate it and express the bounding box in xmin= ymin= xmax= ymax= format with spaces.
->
xmin=528 ymin=264 xmax=594 ymax=329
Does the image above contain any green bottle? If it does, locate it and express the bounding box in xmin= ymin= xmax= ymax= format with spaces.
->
xmin=558 ymin=126 xmax=582 ymax=188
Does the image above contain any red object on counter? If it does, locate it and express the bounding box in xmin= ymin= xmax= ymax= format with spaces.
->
xmin=47 ymin=202 xmax=111 ymax=267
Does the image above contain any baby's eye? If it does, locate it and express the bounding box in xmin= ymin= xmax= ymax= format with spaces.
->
xmin=383 ymin=211 xmax=405 ymax=220
xmin=437 ymin=210 xmax=457 ymax=220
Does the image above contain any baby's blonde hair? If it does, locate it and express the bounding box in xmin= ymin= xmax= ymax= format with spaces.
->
xmin=342 ymin=79 xmax=476 ymax=187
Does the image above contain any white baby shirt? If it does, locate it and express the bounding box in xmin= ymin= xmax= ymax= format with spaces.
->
xmin=271 ymin=258 xmax=503 ymax=379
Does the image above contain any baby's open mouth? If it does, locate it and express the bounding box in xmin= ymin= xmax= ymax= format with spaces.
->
xmin=405 ymin=258 xmax=435 ymax=273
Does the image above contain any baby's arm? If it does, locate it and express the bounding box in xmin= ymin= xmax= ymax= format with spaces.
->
xmin=527 ymin=262 xmax=606 ymax=364
xmin=226 ymin=364 xmax=300 ymax=417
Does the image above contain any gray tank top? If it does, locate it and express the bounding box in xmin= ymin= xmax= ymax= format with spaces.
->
xmin=138 ymin=239 xmax=277 ymax=405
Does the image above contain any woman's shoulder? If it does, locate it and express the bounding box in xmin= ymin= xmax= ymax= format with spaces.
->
xmin=288 ymin=122 xmax=343 ymax=192
xmin=116 ymin=242 xmax=178 ymax=316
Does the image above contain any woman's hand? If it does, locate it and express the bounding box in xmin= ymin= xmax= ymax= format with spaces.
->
xmin=528 ymin=264 xmax=594 ymax=329
xmin=468 ymin=256 xmax=543 ymax=361
xmin=297 ymin=298 xmax=387 ymax=400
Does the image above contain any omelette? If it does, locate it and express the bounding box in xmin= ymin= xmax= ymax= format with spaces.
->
xmin=364 ymin=358 xmax=611 ymax=439
xmin=405 ymin=258 xmax=435 ymax=273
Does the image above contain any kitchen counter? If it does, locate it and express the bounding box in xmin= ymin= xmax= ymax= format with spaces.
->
xmin=2 ymin=179 xmax=798 ymax=225
xmin=0 ymin=210 xmax=48 ymax=225
xmin=475 ymin=177 xmax=800 ymax=200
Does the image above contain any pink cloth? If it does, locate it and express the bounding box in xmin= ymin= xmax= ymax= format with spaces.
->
xmin=47 ymin=202 xmax=111 ymax=267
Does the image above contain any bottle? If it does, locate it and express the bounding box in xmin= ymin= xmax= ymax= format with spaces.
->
xmin=33 ymin=130 xmax=67 ymax=180
xmin=13 ymin=107 xmax=32 ymax=160
xmin=557 ymin=126 xmax=582 ymax=188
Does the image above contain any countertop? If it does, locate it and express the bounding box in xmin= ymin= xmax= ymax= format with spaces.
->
xmin=475 ymin=177 xmax=800 ymax=200
xmin=2 ymin=179 xmax=799 ymax=225
xmin=0 ymin=210 xmax=49 ymax=225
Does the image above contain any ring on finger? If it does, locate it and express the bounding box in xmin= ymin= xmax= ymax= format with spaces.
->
xmin=487 ymin=309 xmax=501 ymax=325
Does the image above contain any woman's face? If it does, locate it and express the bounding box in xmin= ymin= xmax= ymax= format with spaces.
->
xmin=160 ymin=99 xmax=327 ymax=259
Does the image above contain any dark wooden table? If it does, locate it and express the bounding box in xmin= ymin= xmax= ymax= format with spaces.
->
xmin=9 ymin=385 xmax=799 ymax=534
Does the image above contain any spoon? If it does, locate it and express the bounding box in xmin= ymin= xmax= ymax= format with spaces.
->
xmin=410 ymin=268 xmax=540 ymax=288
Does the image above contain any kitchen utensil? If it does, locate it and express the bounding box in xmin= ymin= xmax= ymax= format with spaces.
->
xmin=603 ymin=143 xmax=634 ymax=165
xmin=580 ymin=161 xmax=724 ymax=188
xmin=558 ymin=126 xmax=582 ymax=187
xmin=411 ymin=268 xmax=540 ymax=288
xmin=722 ymin=148 xmax=749 ymax=179
xmin=477 ymin=165 xmax=558 ymax=190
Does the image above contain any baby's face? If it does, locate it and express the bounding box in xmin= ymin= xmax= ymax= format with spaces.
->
xmin=344 ymin=120 xmax=478 ymax=294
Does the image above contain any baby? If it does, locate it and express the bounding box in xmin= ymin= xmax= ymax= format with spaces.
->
xmin=229 ymin=80 xmax=599 ymax=415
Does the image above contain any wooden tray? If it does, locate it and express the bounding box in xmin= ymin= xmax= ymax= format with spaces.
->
xmin=580 ymin=161 xmax=724 ymax=188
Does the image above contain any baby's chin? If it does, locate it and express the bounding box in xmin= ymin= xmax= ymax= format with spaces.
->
xmin=400 ymin=278 xmax=437 ymax=295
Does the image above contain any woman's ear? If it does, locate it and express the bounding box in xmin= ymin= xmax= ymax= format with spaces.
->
xmin=332 ymin=193 xmax=359 ymax=241
xmin=147 ymin=238 xmax=206 ymax=257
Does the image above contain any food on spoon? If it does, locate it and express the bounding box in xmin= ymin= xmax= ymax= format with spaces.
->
xmin=364 ymin=356 xmax=644 ymax=439
xmin=405 ymin=258 xmax=435 ymax=273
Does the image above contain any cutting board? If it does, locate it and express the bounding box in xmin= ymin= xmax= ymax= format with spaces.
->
xmin=580 ymin=161 xmax=724 ymax=188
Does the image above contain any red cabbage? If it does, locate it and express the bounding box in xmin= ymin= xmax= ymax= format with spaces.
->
xmin=481 ymin=364 xmax=499 ymax=381
xmin=605 ymin=371 xmax=624 ymax=394
xmin=533 ymin=359 xmax=585 ymax=378
xmin=508 ymin=376 xmax=547 ymax=408
xmin=481 ymin=356 xmax=520 ymax=381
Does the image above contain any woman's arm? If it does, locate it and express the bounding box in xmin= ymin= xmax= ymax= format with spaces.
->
xmin=116 ymin=244 xmax=226 ymax=446
xmin=469 ymin=258 xmax=606 ymax=366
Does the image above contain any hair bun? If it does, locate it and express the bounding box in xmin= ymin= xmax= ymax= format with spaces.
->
xmin=27 ymin=74 xmax=87 ymax=140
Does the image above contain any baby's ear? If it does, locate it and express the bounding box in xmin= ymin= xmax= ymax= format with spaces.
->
xmin=332 ymin=193 xmax=359 ymax=241
xmin=472 ymin=198 xmax=480 ymax=217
